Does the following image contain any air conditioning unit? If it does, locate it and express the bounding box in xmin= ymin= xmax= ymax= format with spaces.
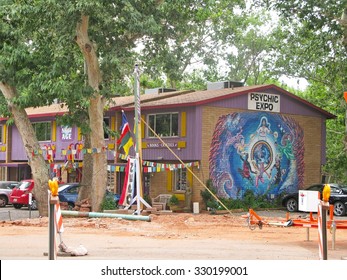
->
xmin=144 ymin=88 xmax=177 ymax=94
xmin=207 ymin=81 xmax=244 ymax=90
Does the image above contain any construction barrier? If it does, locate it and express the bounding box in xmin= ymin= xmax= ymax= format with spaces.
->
xmin=243 ymin=207 xmax=347 ymax=260
xmin=55 ymin=203 xmax=64 ymax=234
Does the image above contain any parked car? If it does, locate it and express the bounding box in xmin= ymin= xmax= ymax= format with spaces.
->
xmin=0 ymin=181 xmax=19 ymax=207
xmin=9 ymin=179 xmax=37 ymax=210
xmin=282 ymin=183 xmax=347 ymax=216
xmin=58 ymin=183 xmax=120 ymax=210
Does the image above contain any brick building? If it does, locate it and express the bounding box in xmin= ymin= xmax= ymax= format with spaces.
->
xmin=0 ymin=83 xmax=335 ymax=211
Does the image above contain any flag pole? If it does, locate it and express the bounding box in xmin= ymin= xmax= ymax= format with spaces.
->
xmin=133 ymin=64 xmax=150 ymax=214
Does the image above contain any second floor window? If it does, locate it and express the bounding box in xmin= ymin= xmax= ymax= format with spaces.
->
xmin=148 ymin=113 xmax=178 ymax=138
xmin=33 ymin=122 xmax=51 ymax=141
xmin=104 ymin=117 xmax=110 ymax=139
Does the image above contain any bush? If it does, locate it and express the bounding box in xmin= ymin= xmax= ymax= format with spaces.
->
xmin=200 ymin=179 xmax=219 ymax=210
xmin=169 ymin=194 xmax=179 ymax=206
xmin=201 ymin=179 xmax=283 ymax=212
xmin=101 ymin=194 xmax=118 ymax=210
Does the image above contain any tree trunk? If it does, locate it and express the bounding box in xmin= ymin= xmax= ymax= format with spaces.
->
xmin=0 ymin=82 xmax=49 ymax=216
xmin=78 ymin=133 xmax=93 ymax=201
xmin=341 ymin=7 xmax=347 ymax=155
xmin=75 ymin=14 xmax=107 ymax=211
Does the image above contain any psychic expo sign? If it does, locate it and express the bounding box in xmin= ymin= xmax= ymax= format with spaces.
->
xmin=248 ymin=92 xmax=280 ymax=112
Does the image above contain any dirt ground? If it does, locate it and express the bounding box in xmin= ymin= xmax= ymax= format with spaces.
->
xmin=1 ymin=210 xmax=347 ymax=260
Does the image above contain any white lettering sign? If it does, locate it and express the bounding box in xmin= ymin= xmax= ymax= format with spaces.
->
xmin=147 ymin=142 xmax=178 ymax=148
xmin=248 ymin=92 xmax=280 ymax=112
xmin=61 ymin=126 xmax=72 ymax=140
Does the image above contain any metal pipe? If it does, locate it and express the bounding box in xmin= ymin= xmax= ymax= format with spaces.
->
xmin=61 ymin=210 xmax=151 ymax=222
xmin=331 ymin=221 xmax=336 ymax=250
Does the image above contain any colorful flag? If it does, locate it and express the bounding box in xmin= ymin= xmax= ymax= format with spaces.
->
xmin=118 ymin=157 xmax=136 ymax=207
xmin=117 ymin=111 xmax=134 ymax=156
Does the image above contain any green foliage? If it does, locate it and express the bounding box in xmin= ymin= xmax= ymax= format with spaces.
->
xmin=101 ymin=194 xmax=118 ymax=211
xmin=201 ymin=180 xmax=283 ymax=213
xmin=143 ymin=194 xmax=152 ymax=206
xmin=168 ymin=194 xmax=179 ymax=206
xmin=200 ymin=179 xmax=219 ymax=210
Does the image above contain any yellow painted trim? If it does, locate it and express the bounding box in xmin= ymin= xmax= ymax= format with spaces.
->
xmin=181 ymin=111 xmax=186 ymax=137
xmin=1 ymin=146 xmax=6 ymax=152
xmin=78 ymin=127 xmax=82 ymax=141
xmin=141 ymin=114 xmax=145 ymax=138
xmin=108 ymin=143 xmax=115 ymax=150
xmin=3 ymin=124 xmax=6 ymax=144
xmin=178 ymin=141 xmax=186 ymax=148
xmin=187 ymin=167 xmax=193 ymax=187
xmin=142 ymin=142 xmax=147 ymax=149
xmin=52 ymin=121 xmax=56 ymax=142
xmin=111 ymin=116 xmax=115 ymax=140
xmin=166 ymin=170 xmax=172 ymax=191
xmin=174 ymin=193 xmax=185 ymax=201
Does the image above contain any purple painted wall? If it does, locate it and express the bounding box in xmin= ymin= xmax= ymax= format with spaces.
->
xmin=139 ymin=107 xmax=202 ymax=161
xmin=10 ymin=121 xmax=116 ymax=162
xmin=1 ymin=86 xmax=330 ymax=166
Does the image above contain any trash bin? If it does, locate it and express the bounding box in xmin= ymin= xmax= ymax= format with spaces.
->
xmin=193 ymin=202 xmax=199 ymax=214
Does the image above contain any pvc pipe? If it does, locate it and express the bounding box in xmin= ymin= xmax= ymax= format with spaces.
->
xmin=61 ymin=210 xmax=151 ymax=222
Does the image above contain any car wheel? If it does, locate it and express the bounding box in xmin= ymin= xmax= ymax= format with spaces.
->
xmin=286 ymin=198 xmax=298 ymax=212
xmin=0 ymin=195 xmax=8 ymax=207
xmin=30 ymin=199 xmax=38 ymax=210
xmin=333 ymin=201 xmax=346 ymax=216
xmin=13 ymin=204 xmax=22 ymax=209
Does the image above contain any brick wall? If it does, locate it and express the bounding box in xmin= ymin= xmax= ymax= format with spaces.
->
xmin=191 ymin=106 xmax=323 ymax=204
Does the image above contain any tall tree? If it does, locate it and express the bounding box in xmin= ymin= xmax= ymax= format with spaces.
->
xmin=4 ymin=0 xmax=253 ymax=212
xmin=255 ymin=0 xmax=347 ymax=181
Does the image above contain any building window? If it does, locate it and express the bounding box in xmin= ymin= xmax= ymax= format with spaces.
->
xmin=33 ymin=122 xmax=51 ymax=142
xmin=173 ymin=168 xmax=187 ymax=192
xmin=104 ymin=117 xmax=110 ymax=139
xmin=148 ymin=113 xmax=178 ymax=138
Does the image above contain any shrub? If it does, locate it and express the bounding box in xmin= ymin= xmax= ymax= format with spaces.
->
xmin=201 ymin=179 xmax=283 ymax=212
xmin=101 ymin=194 xmax=118 ymax=210
xmin=169 ymin=194 xmax=179 ymax=206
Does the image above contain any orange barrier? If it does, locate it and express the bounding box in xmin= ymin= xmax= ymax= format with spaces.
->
xmin=243 ymin=208 xmax=347 ymax=230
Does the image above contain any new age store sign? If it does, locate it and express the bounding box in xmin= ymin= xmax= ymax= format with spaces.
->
xmin=248 ymin=92 xmax=280 ymax=112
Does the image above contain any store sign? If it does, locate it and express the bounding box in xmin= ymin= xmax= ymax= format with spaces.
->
xmin=61 ymin=126 xmax=73 ymax=141
xmin=248 ymin=92 xmax=280 ymax=112
xmin=147 ymin=142 xmax=178 ymax=148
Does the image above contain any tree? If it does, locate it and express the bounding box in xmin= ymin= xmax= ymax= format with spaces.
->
xmin=255 ymin=0 xmax=347 ymax=181
xmin=4 ymin=0 xmax=254 ymax=212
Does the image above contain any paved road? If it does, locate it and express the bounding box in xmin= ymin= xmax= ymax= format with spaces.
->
xmin=0 ymin=205 xmax=40 ymax=221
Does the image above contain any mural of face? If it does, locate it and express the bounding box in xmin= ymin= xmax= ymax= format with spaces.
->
xmin=209 ymin=112 xmax=304 ymax=200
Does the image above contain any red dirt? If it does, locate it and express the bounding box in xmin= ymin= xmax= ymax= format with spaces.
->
xmin=1 ymin=211 xmax=347 ymax=260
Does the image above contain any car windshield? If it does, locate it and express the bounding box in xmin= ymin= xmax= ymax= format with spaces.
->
xmin=18 ymin=181 xmax=31 ymax=190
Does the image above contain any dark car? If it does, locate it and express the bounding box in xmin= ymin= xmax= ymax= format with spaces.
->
xmin=0 ymin=181 xmax=19 ymax=207
xmin=9 ymin=179 xmax=37 ymax=210
xmin=58 ymin=183 xmax=120 ymax=210
xmin=282 ymin=183 xmax=347 ymax=216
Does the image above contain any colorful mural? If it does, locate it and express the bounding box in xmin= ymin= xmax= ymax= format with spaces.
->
xmin=209 ymin=112 xmax=304 ymax=199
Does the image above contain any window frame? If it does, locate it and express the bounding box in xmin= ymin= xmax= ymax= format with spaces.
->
xmin=173 ymin=168 xmax=187 ymax=192
xmin=147 ymin=112 xmax=179 ymax=138
xmin=104 ymin=117 xmax=110 ymax=140
xmin=33 ymin=121 xmax=52 ymax=142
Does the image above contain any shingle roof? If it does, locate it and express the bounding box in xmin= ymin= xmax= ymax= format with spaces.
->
xmin=1 ymin=84 xmax=334 ymax=120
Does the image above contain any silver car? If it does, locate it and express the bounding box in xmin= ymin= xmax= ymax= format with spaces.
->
xmin=0 ymin=181 xmax=19 ymax=207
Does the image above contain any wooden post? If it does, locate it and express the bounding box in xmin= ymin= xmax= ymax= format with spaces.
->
xmin=49 ymin=194 xmax=59 ymax=260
